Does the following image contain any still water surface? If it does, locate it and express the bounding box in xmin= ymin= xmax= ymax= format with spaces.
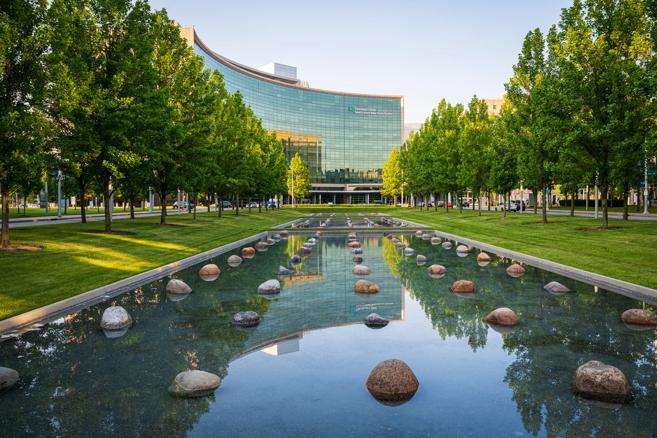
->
xmin=1 ymin=232 xmax=656 ymax=437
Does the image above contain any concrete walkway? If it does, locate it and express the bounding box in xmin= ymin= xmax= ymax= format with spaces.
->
xmin=8 ymin=209 xmax=185 ymax=228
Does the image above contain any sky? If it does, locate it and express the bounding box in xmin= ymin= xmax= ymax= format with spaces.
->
xmin=148 ymin=0 xmax=572 ymax=123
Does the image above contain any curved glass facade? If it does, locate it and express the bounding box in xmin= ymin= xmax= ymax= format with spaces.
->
xmin=188 ymin=29 xmax=403 ymax=203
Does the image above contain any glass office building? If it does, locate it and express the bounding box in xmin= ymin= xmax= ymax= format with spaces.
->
xmin=183 ymin=27 xmax=404 ymax=204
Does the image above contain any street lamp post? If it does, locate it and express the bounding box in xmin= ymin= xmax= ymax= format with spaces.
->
xmin=56 ymin=170 xmax=62 ymax=218
xmin=148 ymin=187 xmax=153 ymax=213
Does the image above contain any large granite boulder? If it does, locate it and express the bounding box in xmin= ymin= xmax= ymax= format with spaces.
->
xmin=403 ymin=247 xmax=415 ymax=256
xmin=227 ymin=255 xmax=243 ymax=268
xmin=451 ymin=280 xmax=475 ymax=294
xmin=431 ymin=237 xmax=441 ymax=245
xmin=198 ymin=264 xmax=220 ymax=282
xmin=456 ymin=245 xmax=470 ymax=254
xmin=415 ymin=230 xmax=423 ymax=237
xmin=290 ymin=255 xmax=302 ymax=265
xmin=364 ymin=313 xmax=389 ymax=328
xmin=241 ymin=247 xmax=256 ymax=259
xmin=167 ymin=279 xmax=193 ymax=294
xmin=353 ymin=255 xmax=364 ymax=263
xmin=544 ymin=281 xmax=571 ymax=294
xmin=506 ymin=263 xmax=526 ymax=278
xmin=352 ymin=248 xmax=363 ymax=255
xmin=298 ymin=247 xmax=312 ymax=256
xmin=347 ymin=241 xmax=361 ymax=249
xmin=232 ymin=310 xmax=260 ymax=327
xmin=352 ymin=264 xmax=370 ymax=276
xmin=0 ymin=367 xmax=19 ymax=393
xmin=441 ymin=241 xmax=453 ymax=250
xmin=621 ymin=309 xmax=657 ymax=326
xmin=416 ymin=255 xmax=427 ymax=266
xmin=257 ymin=279 xmax=281 ymax=295
xmin=574 ymin=361 xmax=631 ymax=403
xmin=169 ymin=370 xmax=221 ymax=398
xmin=100 ymin=306 xmax=132 ymax=331
xmin=354 ymin=280 xmax=380 ymax=294
xmin=366 ymin=359 xmax=419 ymax=403
xmin=483 ymin=308 xmax=519 ymax=326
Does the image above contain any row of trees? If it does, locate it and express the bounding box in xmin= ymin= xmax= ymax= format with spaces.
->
xmin=0 ymin=0 xmax=288 ymax=248
xmin=384 ymin=0 xmax=657 ymax=228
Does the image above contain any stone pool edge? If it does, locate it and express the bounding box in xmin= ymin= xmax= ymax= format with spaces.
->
xmin=0 ymin=219 xmax=299 ymax=335
xmin=430 ymin=229 xmax=657 ymax=304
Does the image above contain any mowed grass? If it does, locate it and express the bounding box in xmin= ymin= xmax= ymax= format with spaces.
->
xmin=394 ymin=208 xmax=657 ymax=289
xmin=0 ymin=209 xmax=302 ymax=320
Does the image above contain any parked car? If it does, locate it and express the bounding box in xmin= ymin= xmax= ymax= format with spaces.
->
xmin=222 ymin=200 xmax=232 ymax=208
xmin=247 ymin=202 xmax=259 ymax=208
xmin=266 ymin=201 xmax=277 ymax=209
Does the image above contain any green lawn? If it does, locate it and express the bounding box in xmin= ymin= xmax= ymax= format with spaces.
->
xmin=394 ymin=208 xmax=657 ymax=289
xmin=2 ymin=205 xmax=656 ymax=321
xmin=0 ymin=209 xmax=301 ymax=320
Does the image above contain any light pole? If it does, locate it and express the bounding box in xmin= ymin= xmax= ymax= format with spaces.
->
xmin=148 ymin=187 xmax=153 ymax=213
xmin=56 ymin=170 xmax=62 ymax=218
xmin=594 ymin=177 xmax=599 ymax=220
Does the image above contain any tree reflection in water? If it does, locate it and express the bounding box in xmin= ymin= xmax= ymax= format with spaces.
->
xmin=400 ymin=235 xmax=657 ymax=436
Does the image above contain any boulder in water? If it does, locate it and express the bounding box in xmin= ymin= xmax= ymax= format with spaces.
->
xmin=352 ymin=264 xmax=370 ymax=275
xmin=403 ymin=247 xmax=415 ymax=256
xmin=227 ymin=255 xmax=242 ymax=267
xmin=441 ymin=241 xmax=453 ymax=250
xmin=167 ymin=278 xmax=193 ymax=294
xmin=169 ymin=370 xmax=221 ymax=398
xmin=621 ymin=309 xmax=657 ymax=326
xmin=198 ymin=264 xmax=220 ymax=281
xmin=416 ymin=255 xmax=427 ymax=265
xmin=431 ymin=237 xmax=441 ymax=245
xmin=241 ymin=247 xmax=256 ymax=259
xmin=255 ymin=241 xmax=269 ymax=252
xmin=353 ymin=255 xmax=364 ymax=263
xmin=232 ymin=310 xmax=260 ymax=327
xmin=427 ymin=264 xmax=446 ymax=276
xmin=574 ymin=361 xmax=631 ymax=403
xmin=366 ymin=359 xmax=419 ymax=404
xmin=451 ymin=280 xmax=475 ymax=294
xmin=483 ymin=307 xmax=519 ymax=326
xmin=544 ymin=281 xmax=571 ymax=294
xmin=476 ymin=252 xmax=491 ymax=266
xmin=506 ymin=263 xmax=526 ymax=278
xmin=354 ymin=280 xmax=380 ymax=294
xmin=365 ymin=313 xmax=389 ymax=328
xmin=257 ymin=279 xmax=281 ymax=295
xmin=0 ymin=367 xmax=19 ymax=393
xmin=100 ymin=306 xmax=132 ymax=331
xmin=278 ymin=266 xmax=294 ymax=276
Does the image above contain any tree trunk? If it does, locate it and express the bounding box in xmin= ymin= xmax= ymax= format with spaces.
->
xmin=193 ymin=194 xmax=197 ymax=220
xmin=541 ymin=186 xmax=548 ymax=224
xmin=533 ymin=187 xmax=539 ymax=214
xmin=130 ymin=197 xmax=135 ymax=219
xmin=570 ymin=193 xmax=575 ymax=217
xmin=79 ymin=178 xmax=87 ymax=223
xmin=459 ymin=194 xmax=463 ymax=214
xmin=503 ymin=192 xmax=507 ymax=218
xmin=159 ymin=182 xmax=168 ymax=225
xmin=601 ymin=185 xmax=609 ymax=229
xmin=248 ymin=196 xmax=252 ymax=213
xmin=218 ymin=196 xmax=223 ymax=218
xmin=235 ymin=193 xmax=239 ymax=216
xmin=1 ymin=188 xmax=10 ymax=248
xmin=23 ymin=194 xmax=27 ymax=216
xmin=622 ymin=185 xmax=629 ymax=221
xmin=478 ymin=191 xmax=482 ymax=216
xmin=487 ymin=192 xmax=491 ymax=211
xmin=103 ymin=191 xmax=112 ymax=233
xmin=445 ymin=192 xmax=449 ymax=213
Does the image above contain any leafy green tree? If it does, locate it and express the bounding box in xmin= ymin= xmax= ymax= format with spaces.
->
xmin=0 ymin=0 xmax=48 ymax=248
xmin=506 ymin=28 xmax=558 ymax=224
xmin=381 ymin=146 xmax=403 ymax=204
xmin=47 ymin=0 xmax=154 ymax=231
xmin=550 ymin=0 xmax=653 ymax=227
xmin=489 ymin=106 xmax=519 ymax=218
xmin=458 ymin=96 xmax=493 ymax=215
xmin=287 ymin=152 xmax=311 ymax=205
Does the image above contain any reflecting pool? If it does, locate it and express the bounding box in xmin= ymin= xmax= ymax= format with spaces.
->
xmin=1 ymin=231 xmax=656 ymax=437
